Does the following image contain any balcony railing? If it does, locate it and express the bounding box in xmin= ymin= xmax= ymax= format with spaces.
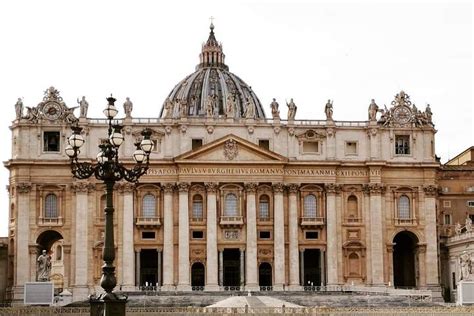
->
xmin=345 ymin=217 xmax=362 ymax=224
xmin=394 ymin=218 xmax=417 ymax=226
xmin=190 ymin=217 xmax=205 ymax=223
xmin=300 ymin=216 xmax=325 ymax=227
xmin=38 ymin=217 xmax=63 ymax=226
xmin=219 ymin=216 xmax=244 ymax=227
xmin=135 ymin=216 xmax=161 ymax=227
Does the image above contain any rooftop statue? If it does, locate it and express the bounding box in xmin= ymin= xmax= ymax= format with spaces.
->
xmin=368 ymin=99 xmax=379 ymax=121
xmin=123 ymin=97 xmax=133 ymax=118
xmin=325 ymin=99 xmax=333 ymax=120
xmin=180 ymin=100 xmax=188 ymax=118
xmin=164 ymin=99 xmax=173 ymax=119
xmin=270 ymin=98 xmax=280 ymax=119
xmin=244 ymin=97 xmax=255 ymax=119
xmin=226 ymin=95 xmax=235 ymax=118
xmin=77 ymin=96 xmax=89 ymax=118
xmin=15 ymin=97 xmax=23 ymax=119
xmin=286 ymin=98 xmax=297 ymax=120
xmin=205 ymin=95 xmax=215 ymax=118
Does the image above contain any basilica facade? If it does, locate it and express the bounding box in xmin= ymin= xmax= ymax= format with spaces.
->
xmin=5 ymin=25 xmax=440 ymax=303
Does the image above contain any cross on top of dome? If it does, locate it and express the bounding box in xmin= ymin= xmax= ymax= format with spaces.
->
xmin=198 ymin=21 xmax=228 ymax=70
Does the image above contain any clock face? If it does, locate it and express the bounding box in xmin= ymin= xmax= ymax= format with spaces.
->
xmin=393 ymin=106 xmax=411 ymax=124
xmin=43 ymin=102 xmax=62 ymax=120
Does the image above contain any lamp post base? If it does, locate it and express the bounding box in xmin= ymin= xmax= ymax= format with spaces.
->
xmin=89 ymin=292 xmax=127 ymax=316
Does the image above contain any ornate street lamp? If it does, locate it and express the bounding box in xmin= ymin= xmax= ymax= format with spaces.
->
xmin=66 ymin=95 xmax=153 ymax=315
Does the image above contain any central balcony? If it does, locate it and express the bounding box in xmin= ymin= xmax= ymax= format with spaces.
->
xmin=135 ymin=216 xmax=161 ymax=227
xmin=300 ymin=216 xmax=325 ymax=227
xmin=219 ymin=215 xmax=244 ymax=227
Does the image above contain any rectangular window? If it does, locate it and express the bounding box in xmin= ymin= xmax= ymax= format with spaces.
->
xmin=141 ymin=231 xmax=155 ymax=239
xmin=444 ymin=214 xmax=451 ymax=225
xmin=443 ymin=200 xmax=451 ymax=208
xmin=43 ymin=131 xmax=60 ymax=152
xmin=258 ymin=139 xmax=270 ymax=150
xmin=345 ymin=141 xmax=357 ymax=155
xmin=192 ymin=139 xmax=203 ymax=150
xmin=259 ymin=231 xmax=271 ymax=239
xmin=303 ymin=141 xmax=319 ymax=153
xmin=305 ymin=231 xmax=319 ymax=239
xmin=152 ymin=139 xmax=159 ymax=152
xmin=192 ymin=231 xmax=204 ymax=239
xmin=395 ymin=135 xmax=410 ymax=155
xmin=468 ymin=201 xmax=474 ymax=207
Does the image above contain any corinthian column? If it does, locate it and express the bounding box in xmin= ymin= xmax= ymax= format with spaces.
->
xmin=325 ymin=183 xmax=338 ymax=285
xmin=423 ymin=185 xmax=440 ymax=287
xmin=368 ymin=183 xmax=384 ymax=285
xmin=287 ymin=184 xmax=300 ymax=290
xmin=245 ymin=182 xmax=259 ymax=290
xmin=121 ymin=183 xmax=135 ymax=290
xmin=72 ymin=181 xmax=93 ymax=301
xmin=205 ymin=182 xmax=219 ymax=291
xmin=177 ymin=182 xmax=191 ymax=291
xmin=273 ymin=183 xmax=285 ymax=290
xmin=162 ymin=183 xmax=175 ymax=291
xmin=14 ymin=183 xmax=31 ymax=301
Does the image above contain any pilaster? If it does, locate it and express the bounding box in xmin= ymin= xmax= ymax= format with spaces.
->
xmin=423 ymin=185 xmax=440 ymax=287
xmin=177 ymin=182 xmax=191 ymax=291
xmin=245 ymin=182 xmax=259 ymax=290
xmin=119 ymin=183 xmax=136 ymax=290
xmin=288 ymin=184 xmax=301 ymax=290
xmin=273 ymin=183 xmax=285 ymax=290
xmin=162 ymin=183 xmax=175 ymax=291
xmin=205 ymin=182 xmax=219 ymax=291
xmin=325 ymin=183 xmax=339 ymax=285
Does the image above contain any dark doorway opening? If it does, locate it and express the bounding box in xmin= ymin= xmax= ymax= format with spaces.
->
xmin=223 ymin=249 xmax=240 ymax=286
xmin=393 ymin=231 xmax=418 ymax=288
xmin=140 ymin=249 xmax=158 ymax=286
xmin=304 ymin=249 xmax=321 ymax=286
xmin=191 ymin=262 xmax=205 ymax=287
xmin=259 ymin=262 xmax=272 ymax=286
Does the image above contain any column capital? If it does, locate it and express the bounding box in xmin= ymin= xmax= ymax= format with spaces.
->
xmin=71 ymin=181 xmax=94 ymax=193
xmin=363 ymin=183 xmax=385 ymax=195
xmin=423 ymin=185 xmax=438 ymax=197
xmin=16 ymin=182 xmax=32 ymax=194
xmin=117 ymin=182 xmax=136 ymax=193
xmin=244 ymin=182 xmax=258 ymax=193
xmin=177 ymin=182 xmax=190 ymax=192
xmin=272 ymin=182 xmax=285 ymax=193
xmin=205 ymin=182 xmax=218 ymax=193
xmin=416 ymin=243 xmax=427 ymax=254
xmin=287 ymin=183 xmax=300 ymax=194
xmin=162 ymin=182 xmax=175 ymax=193
xmin=325 ymin=183 xmax=341 ymax=194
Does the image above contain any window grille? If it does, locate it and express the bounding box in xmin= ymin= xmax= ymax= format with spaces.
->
xmin=192 ymin=195 xmax=203 ymax=219
xmin=398 ymin=195 xmax=410 ymax=219
xmin=395 ymin=135 xmax=410 ymax=155
xmin=303 ymin=194 xmax=317 ymax=217
xmin=44 ymin=194 xmax=58 ymax=218
xmin=142 ymin=194 xmax=156 ymax=218
xmin=224 ymin=193 xmax=238 ymax=216
xmin=259 ymin=195 xmax=270 ymax=220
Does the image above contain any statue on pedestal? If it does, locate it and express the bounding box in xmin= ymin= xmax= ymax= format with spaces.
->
xmin=244 ymin=97 xmax=255 ymax=119
xmin=325 ymin=99 xmax=333 ymax=120
xmin=226 ymin=95 xmax=235 ymax=118
xmin=205 ymin=95 xmax=215 ymax=118
xmin=466 ymin=217 xmax=472 ymax=233
xmin=37 ymin=250 xmax=51 ymax=282
xmin=77 ymin=96 xmax=89 ymax=118
xmin=286 ymin=98 xmax=297 ymax=120
xmin=270 ymin=98 xmax=280 ymax=119
xmin=123 ymin=97 xmax=133 ymax=118
xmin=368 ymin=99 xmax=379 ymax=121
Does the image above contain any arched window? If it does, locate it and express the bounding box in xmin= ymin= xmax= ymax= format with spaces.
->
xmin=142 ymin=194 xmax=156 ymax=218
xmin=347 ymin=195 xmax=358 ymax=218
xmin=259 ymin=195 xmax=270 ymax=220
xmin=224 ymin=193 xmax=238 ymax=216
xmin=303 ymin=194 xmax=317 ymax=218
xmin=192 ymin=194 xmax=203 ymax=219
xmin=398 ymin=195 xmax=410 ymax=219
xmin=44 ymin=194 xmax=58 ymax=218
xmin=56 ymin=245 xmax=62 ymax=261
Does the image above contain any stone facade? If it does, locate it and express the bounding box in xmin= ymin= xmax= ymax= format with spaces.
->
xmin=4 ymin=25 xmax=442 ymax=303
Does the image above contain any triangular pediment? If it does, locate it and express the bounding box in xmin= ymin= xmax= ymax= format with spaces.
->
xmin=175 ymin=134 xmax=287 ymax=163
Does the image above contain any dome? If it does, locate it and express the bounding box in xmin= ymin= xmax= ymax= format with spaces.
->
xmin=159 ymin=24 xmax=266 ymax=119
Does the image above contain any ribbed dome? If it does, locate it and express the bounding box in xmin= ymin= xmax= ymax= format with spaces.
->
xmin=159 ymin=24 xmax=266 ymax=119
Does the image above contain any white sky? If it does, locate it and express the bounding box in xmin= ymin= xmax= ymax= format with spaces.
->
xmin=0 ymin=0 xmax=472 ymax=236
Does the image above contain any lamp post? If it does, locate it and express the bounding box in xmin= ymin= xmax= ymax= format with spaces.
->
xmin=66 ymin=95 xmax=153 ymax=316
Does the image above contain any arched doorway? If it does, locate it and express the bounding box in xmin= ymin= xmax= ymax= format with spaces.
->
xmin=191 ymin=262 xmax=205 ymax=287
xmin=393 ymin=231 xmax=418 ymax=288
xmin=36 ymin=230 xmax=63 ymax=252
xmin=259 ymin=262 xmax=272 ymax=286
xmin=36 ymin=230 xmax=64 ymax=286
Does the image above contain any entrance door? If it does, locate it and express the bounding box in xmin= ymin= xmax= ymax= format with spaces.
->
xmin=223 ymin=249 xmax=240 ymax=286
xmin=259 ymin=262 xmax=272 ymax=286
xmin=304 ymin=249 xmax=321 ymax=286
xmin=191 ymin=262 xmax=205 ymax=287
xmin=140 ymin=249 xmax=158 ymax=286
xmin=393 ymin=231 xmax=418 ymax=288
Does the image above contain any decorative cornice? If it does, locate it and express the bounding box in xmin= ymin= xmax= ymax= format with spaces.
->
xmin=287 ymin=183 xmax=300 ymax=194
xmin=423 ymin=185 xmax=438 ymax=197
xmin=177 ymin=182 xmax=190 ymax=192
xmin=244 ymin=182 xmax=258 ymax=193
xmin=205 ymin=182 xmax=218 ymax=193
xmin=272 ymin=183 xmax=285 ymax=193
xmin=16 ymin=183 xmax=32 ymax=194
xmin=162 ymin=183 xmax=175 ymax=193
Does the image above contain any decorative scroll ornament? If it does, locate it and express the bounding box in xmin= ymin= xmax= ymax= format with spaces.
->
xmin=224 ymin=230 xmax=240 ymax=240
xmin=205 ymin=182 xmax=218 ymax=193
xmin=245 ymin=182 xmax=258 ymax=193
xmin=162 ymin=183 xmax=175 ymax=193
xmin=23 ymin=86 xmax=78 ymax=124
xmin=287 ymin=183 xmax=300 ymax=193
xmin=224 ymin=139 xmax=238 ymax=160
xmin=71 ymin=181 xmax=95 ymax=193
xmin=272 ymin=183 xmax=285 ymax=193
xmin=177 ymin=182 xmax=190 ymax=192
xmin=325 ymin=183 xmax=341 ymax=194
xmin=423 ymin=185 xmax=438 ymax=196
xmin=378 ymin=91 xmax=433 ymax=128
xmin=16 ymin=183 xmax=32 ymax=193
